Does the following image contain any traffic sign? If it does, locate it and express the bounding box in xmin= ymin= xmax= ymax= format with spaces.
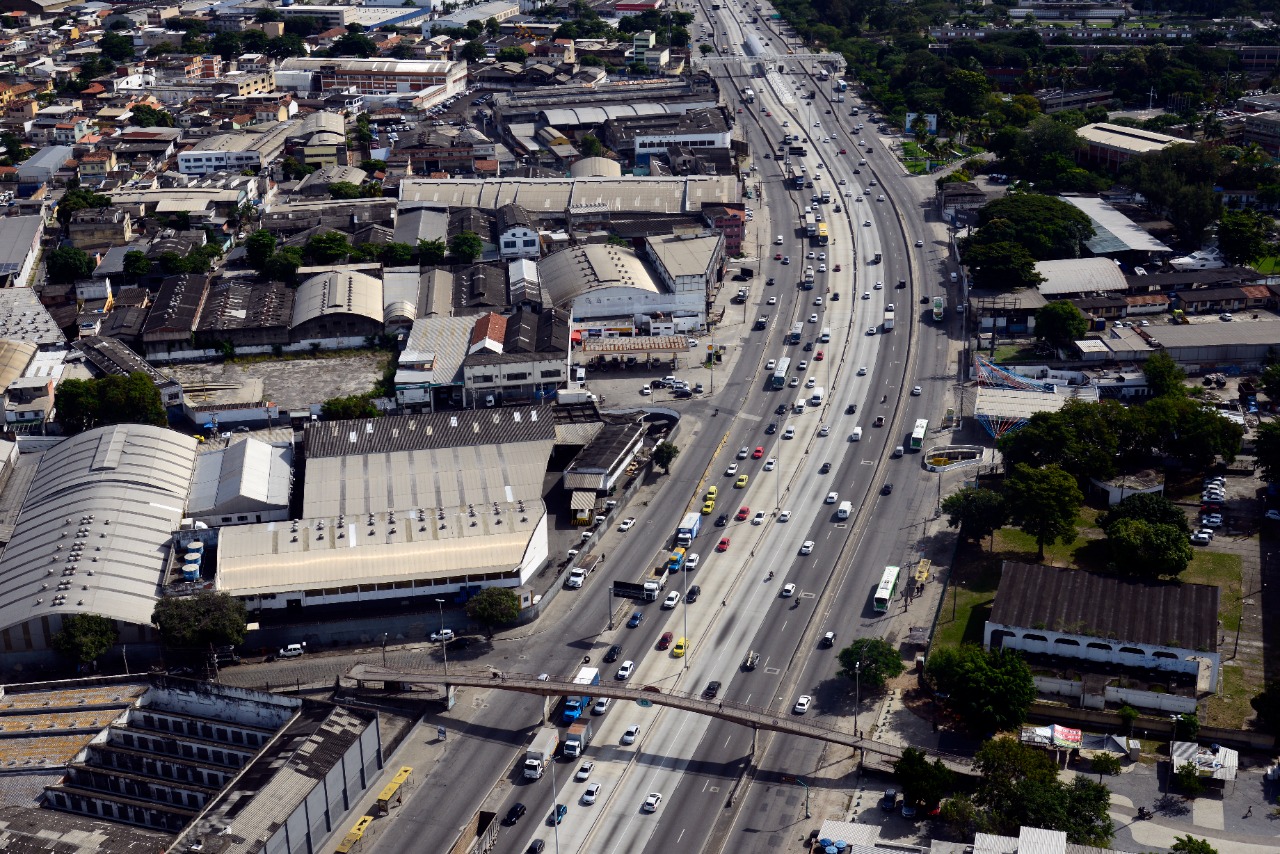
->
xmin=636 ymin=699 xmax=653 ymax=708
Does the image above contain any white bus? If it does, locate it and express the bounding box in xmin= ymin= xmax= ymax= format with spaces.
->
xmin=873 ymin=566 xmax=901 ymax=613
xmin=910 ymin=419 xmax=928 ymax=451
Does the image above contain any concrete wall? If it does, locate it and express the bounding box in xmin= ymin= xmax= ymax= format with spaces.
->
xmin=1032 ymin=676 xmax=1198 ymax=714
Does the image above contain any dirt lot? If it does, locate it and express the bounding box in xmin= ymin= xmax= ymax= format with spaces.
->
xmin=167 ymin=352 xmax=388 ymax=410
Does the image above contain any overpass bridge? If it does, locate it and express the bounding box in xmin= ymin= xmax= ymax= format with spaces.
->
xmin=348 ymin=664 xmax=971 ymax=772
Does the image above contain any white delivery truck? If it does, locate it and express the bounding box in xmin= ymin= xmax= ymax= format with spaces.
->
xmin=837 ymin=501 xmax=852 ymax=520
xmin=809 ymin=387 xmax=825 ymax=406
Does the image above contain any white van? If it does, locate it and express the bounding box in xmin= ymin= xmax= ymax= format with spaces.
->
xmin=819 ymin=328 xmax=831 ymax=343
xmin=850 ymin=426 xmax=863 ymax=441
xmin=793 ymin=398 xmax=806 ymax=414
xmin=809 ymin=387 xmax=825 ymax=406
xmin=836 ymin=500 xmax=852 ymax=520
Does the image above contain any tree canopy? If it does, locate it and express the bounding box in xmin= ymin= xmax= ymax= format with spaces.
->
xmin=653 ymin=441 xmax=680 ymax=473
xmin=837 ymin=637 xmax=904 ymax=691
xmin=46 ymin=246 xmax=95 ymax=284
xmin=55 ymin=373 xmax=167 ymax=435
xmin=893 ymin=747 xmax=955 ymax=810
xmin=1035 ymin=301 xmax=1088 ymax=351
xmin=465 ymin=587 xmax=521 ymax=633
xmin=1003 ymin=463 xmax=1083 ymax=559
xmin=964 ymin=193 xmax=1095 ymax=261
xmin=449 ymin=231 xmax=484 ymax=263
xmin=151 ymin=592 xmax=247 ymax=651
xmin=51 ymin=614 xmax=118 ymax=665
xmin=926 ymin=645 xmax=1036 ymax=735
xmin=941 ymin=487 xmax=1008 ymax=548
xmin=305 ymin=231 xmax=352 ymax=264
xmin=321 ymin=394 xmax=379 ymax=420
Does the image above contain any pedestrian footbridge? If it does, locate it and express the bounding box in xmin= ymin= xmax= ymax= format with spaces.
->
xmin=347 ymin=664 xmax=970 ymax=772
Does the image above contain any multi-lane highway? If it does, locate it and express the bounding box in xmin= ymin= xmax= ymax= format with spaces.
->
xmin=368 ymin=7 xmax=961 ymax=853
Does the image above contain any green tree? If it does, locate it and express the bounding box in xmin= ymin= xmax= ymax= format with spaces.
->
xmin=973 ymin=736 xmax=1059 ymax=822
xmin=1118 ymin=704 xmax=1140 ymax=733
xmin=838 ymin=637 xmax=904 ymax=691
xmin=966 ymin=193 xmax=1095 ymax=260
xmin=1035 ymin=300 xmax=1088 ymax=351
xmin=328 ymin=181 xmax=363 ymax=200
xmin=1216 ymin=209 xmax=1271 ymax=266
xmin=245 ymin=229 xmax=277 ymax=270
xmin=418 ymin=239 xmax=447 ymax=265
xmin=938 ymin=793 xmax=980 ymax=838
xmin=496 ymin=46 xmax=528 ymax=63
xmin=98 ymin=31 xmax=135 ymax=61
xmin=449 ymin=231 xmax=484 ymax=263
xmin=465 ymin=586 xmax=521 ymax=634
xmin=960 ymin=240 xmax=1043 ymax=291
xmin=460 ymin=40 xmax=488 ymax=62
xmin=893 ymin=747 xmax=955 ymax=810
xmin=652 ymin=441 xmax=680 ymax=473
xmin=55 ymin=185 xmax=111 ymax=233
xmin=51 ymin=614 xmax=118 ymax=665
xmin=151 ymin=592 xmax=247 ymax=651
xmin=380 ymin=243 xmax=416 ymax=266
xmin=1105 ymin=516 xmax=1193 ymax=577
xmin=46 ymin=246 xmax=96 ymax=284
xmin=330 ymin=32 xmax=378 ymax=58
xmin=130 ymin=104 xmax=176 ymax=128
xmin=944 ymin=68 xmax=991 ymax=118
xmin=1170 ymin=836 xmax=1217 ymax=854
xmin=941 ymin=487 xmax=1008 ymax=548
xmin=359 ymin=159 xmax=387 ymax=173
xmin=580 ymin=134 xmax=604 ymax=157
xmin=1175 ymin=712 xmax=1200 ymax=741
xmin=1136 ymin=395 xmax=1242 ymax=468
xmin=55 ymin=373 xmax=167 ymax=435
xmin=305 ymin=230 xmax=352 ymax=263
xmin=1173 ymin=761 xmax=1205 ymax=798
xmin=264 ymin=247 xmax=303 ymax=284
xmin=123 ymin=250 xmax=151 ymax=283
xmin=1099 ymin=492 xmax=1189 ymax=535
xmin=1003 ymin=463 xmax=1082 ymax=559
xmin=1260 ymin=363 xmax=1280 ymax=403
xmin=1091 ymin=752 xmax=1122 ymax=781
xmin=699 ymin=44 xmax=714 ymax=55
xmin=1249 ymin=681 xmax=1280 ymax=734
xmin=926 ymin=645 xmax=1036 ymax=734
xmin=1142 ymin=350 xmax=1186 ymax=398
xmin=321 ymin=394 xmax=378 ymax=420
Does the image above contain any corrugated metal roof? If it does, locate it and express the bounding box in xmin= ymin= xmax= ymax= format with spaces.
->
xmin=1036 ymin=258 xmax=1128 ymax=296
xmin=302 ymin=439 xmax=551 ymax=518
xmin=304 ymin=407 xmax=557 ymax=458
xmin=1060 ymin=196 xmax=1171 ymax=255
xmin=0 ymin=425 xmax=197 ymax=635
xmin=291 ymin=268 xmax=383 ymax=328
xmin=215 ymin=505 xmax=542 ymax=596
xmin=187 ymin=438 xmax=291 ymax=518
xmin=990 ymin=562 xmax=1219 ymax=653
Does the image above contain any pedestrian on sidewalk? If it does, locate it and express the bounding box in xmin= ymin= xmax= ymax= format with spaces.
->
xmin=1245 ymin=805 xmax=1253 ymax=818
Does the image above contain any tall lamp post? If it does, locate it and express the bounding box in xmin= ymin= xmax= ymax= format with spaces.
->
xmin=435 ymin=599 xmax=448 ymax=678
xmin=853 ymin=659 xmax=861 ymax=738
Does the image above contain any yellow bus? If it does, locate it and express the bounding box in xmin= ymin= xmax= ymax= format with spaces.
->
xmin=816 ymin=222 xmax=829 ymax=245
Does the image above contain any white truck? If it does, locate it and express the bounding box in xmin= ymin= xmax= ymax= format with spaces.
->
xmin=524 ymin=727 xmax=560 ymax=779
xmin=557 ymin=387 xmax=598 ymax=405
xmin=883 ymin=305 xmax=895 ymax=331
xmin=563 ymin=720 xmax=594 ymax=758
xmin=809 ymin=387 xmax=825 ymax=406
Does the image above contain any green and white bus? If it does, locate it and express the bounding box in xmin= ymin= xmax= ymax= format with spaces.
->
xmin=873 ymin=565 xmax=901 ymax=613
xmin=910 ymin=419 xmax=928 ymax=451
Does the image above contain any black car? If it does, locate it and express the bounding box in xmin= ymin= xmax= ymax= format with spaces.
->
xmin=819 ymin=462 xmax=831 ymax=474
xmin=673 ymin=389 xmax=693 ymax=399
xmin=528 ymin=841 xmax=545 ymax=854
xmin=765 ymin=422 xmax=777 ymax=435
xmin=603 ymin=644 xmax=622 ymax=663
xmin=831 ymin=291 xmax=840 ymax=300
xmin=687 ymin=584 xmax=701 ymax=603
xmin=853 ymin=168 xmax=861 ymax=174
xmin=703 ymin=680 xmax=722 ymax=699
xmin=715 ymin=513 xmax=729 ymax=527
xmin=776 ymin=404 xmax=788 ymax=416
xmin=882 ymin=482 xmax=893 ymax=495
xmin=897 ymin=279 xmax=907 ymax=289
xmin=803 ymin=342 xmax=813 ymax=352
xmin=505 ymin=803 xmax=527 ymax=825
xmin=846 ymin=403 xmax=857 ymax=414
xmin=766 ymin=277 xmax=775 ymax=286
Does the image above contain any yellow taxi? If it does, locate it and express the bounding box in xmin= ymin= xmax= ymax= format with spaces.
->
xmin=705 ymin=485 xmax=719 ymax=501
xmin=672 ymin=637 xmax=688 ymax=657
xmin=701 ymin=499 xmax=715 ymax=515
xmin=734 ymin=474 xmax=749 ymax=489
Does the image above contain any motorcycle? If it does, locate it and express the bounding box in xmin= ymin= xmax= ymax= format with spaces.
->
xmin=766 ymin=571 xmax=775 ymax=581
xmin=881 ymin=394 xmax=888 ymax=404
xmin=1136 ymin=807 xmax=1151 ymax=820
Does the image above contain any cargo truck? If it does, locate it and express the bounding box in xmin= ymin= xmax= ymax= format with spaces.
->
xmin=563 ymin=720 xmax=595 ymax=757
xmin=883 ymin=305 xmax=895 ymax=331
xmin=561 ymin=666 xmax=600 ymax=724
xmin=524 ymin=727 xmax=560 ymax=779
xmin=676 ymin=512 xmax=701 ymax=547
xmin=667 ymin=548 xmax=687 ymax=573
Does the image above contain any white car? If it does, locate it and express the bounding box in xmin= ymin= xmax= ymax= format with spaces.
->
xmin=783 ymin=426 xmax=796 ymax=439
xmin=593 ymin=697 xmax=612 ymax=714
xmin=915 ymin=240 xmax=924 ymax=247
xmin=737 ymin=446 xmax=750 ymax=459
xmin=825 ymin=492 xmax=838 ymax=504
xmin=616 ymin=660 xmax=636 ymax=679
xmin=864 ymin=220 xmax=871 ymax=227
xmin=818 ymin=424 xmax=830 ymax=437
xmin=814 ymin=296 xmax=824 ymax=306
xmin=779 ymin=510 xmax=792 ymax=522
xmin=726 ymin=463 xmax=739 ymax=476
xmin=809 ymin=313 xmax=819 ymax=323
xmin=767 ymin=296 xmax=777 ymax=305
xmin=583 ymin=782 xmax=602 ymax=805
xmin=686 ymin=553 xmax=701 ymax=569
xmin=790 ymin=377 xmax=800 ymax=388
xmin=911 ymin=386 xmax=922 ymax=396
xmin=752 ymin=511 xmax=766 ymax=525
xmin=640 ymin=386 xmax=652 ymax=396
xmin=766 ymin=359 xmax=777 ymax=371
xmin=793 ymin=694 xmax=812 ymax=714
xmin=1191 ymin=531 xmax=1212 ymax=545
xmin=764 ymin=457 xmax=777 ymax=471
xmin=874 ymin=281 xmax=884 ymax=290
xmin=807 ymin=250 xmax=816 ymax=259
xmin=857 ymin=366 xmax=867 ymax=376
xmin=622 ymin=725 xmax=640 ymax=744
xmin=618 ymin=518 xmax=636 ymax=532
xmin=798 ymin=360 xmax=809 ymax=371
xmin=575 ymin=761 xmax=595 ymax=781
xmin=862 ymin=291 xmax=871 ymax=300
xmin=642 ymin=792 xmax=663 ymax=813
xmin=805 ymin=377 xmax=816 ymax=389
xmin=782 ymin=580 xmax=799 ymax=596
xmin=428 ymin=630 xmax=454 ymax=642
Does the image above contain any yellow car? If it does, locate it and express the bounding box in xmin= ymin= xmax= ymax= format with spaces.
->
xmin=701 ymin=500 xmax=715 ymax=515
xmin=672 ymin=637 xmax=688 ymax=657
xmin=705 ymin=485 xmax=718 ymax=501
xmin=734 ymin=474 xmax=749 ymax=489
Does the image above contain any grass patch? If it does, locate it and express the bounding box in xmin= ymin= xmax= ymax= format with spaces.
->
xmin=1254 ymin=256 xmax=1280 ymax=276
xmin=1180 ymin=549 xmax=1243 ymax=632
xmin=992 ymin=506 xmax=1104 ymax=569
xmin=1204 ymin=664 xmax=1255 ymax=730
xmin=934 ymin=550 xmax=1004 ymax=649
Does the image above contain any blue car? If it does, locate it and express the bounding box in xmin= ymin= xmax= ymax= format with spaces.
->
xmin=627 ymin=611 xmax=644 ymax=628
xmin=549 ymin=803 xmax=567 ymax=825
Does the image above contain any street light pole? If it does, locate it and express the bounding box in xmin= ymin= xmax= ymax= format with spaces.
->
xmin=548 ymin=749 xmax=562 ymax=854
xmin=853 ymin=660 xmax=861 ymax=737
xmin=435 ymin=599 xmax=448 ymax=678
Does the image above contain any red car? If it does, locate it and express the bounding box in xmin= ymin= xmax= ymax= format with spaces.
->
xmin=735 ymin=506 xmax=750 ymax=521
xmin=834 ymin=264 xmax=842 ymax=272
xmin=774 ymin=252 xmax=783 ymax=260
xmin=752 ymin=446 xmax=764 ymax=459
xmin=815 ymin=351 xmax=824 ymax=361
xmin=657 ymin=631 xmax=673 ymax=650
xmin=716 ymin=537 xmax=731 ymax=552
